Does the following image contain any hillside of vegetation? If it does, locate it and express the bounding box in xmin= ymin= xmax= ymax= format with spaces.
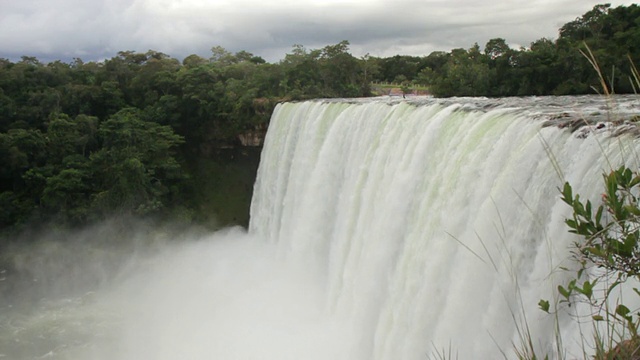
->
xmin=0 ymin=3 xmax=638 ymax=235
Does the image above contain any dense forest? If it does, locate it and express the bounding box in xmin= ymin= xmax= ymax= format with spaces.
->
xmin=0 ymin=3 xmax=638 ymax=234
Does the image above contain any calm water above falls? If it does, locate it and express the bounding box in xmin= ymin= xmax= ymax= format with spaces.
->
xmin=2 ymin=95 xmax=640 ymax=359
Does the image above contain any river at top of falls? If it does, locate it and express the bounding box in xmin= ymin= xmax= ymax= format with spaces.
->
xmin=1 ymin=95 xmax=639 ymax=360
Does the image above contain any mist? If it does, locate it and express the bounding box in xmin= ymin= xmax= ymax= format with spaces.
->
xmin=0 ymin=221 xmax=358 ymax=359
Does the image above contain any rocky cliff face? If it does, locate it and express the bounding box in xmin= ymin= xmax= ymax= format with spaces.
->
xmin=238 ymin=129 xmax=266 ymax=146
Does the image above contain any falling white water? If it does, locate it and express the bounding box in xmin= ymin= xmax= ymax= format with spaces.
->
xmin=249 ymin=96 xmax=640 ymax=359
xmin=3 ymin=96 xmax=640 ymax=360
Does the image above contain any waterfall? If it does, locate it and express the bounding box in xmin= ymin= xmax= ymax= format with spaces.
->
xmin=6 ymin=96 xmax=640 ymax=360
xmin=249 ymin=96 xmax=640 ymax=359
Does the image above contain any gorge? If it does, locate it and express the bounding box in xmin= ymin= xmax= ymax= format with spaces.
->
xmin=2 ymin=95 xmax=640 ymax=359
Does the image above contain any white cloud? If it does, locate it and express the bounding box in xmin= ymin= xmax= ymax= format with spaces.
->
xmin=0 ymin=0 xmax=636 ymax=62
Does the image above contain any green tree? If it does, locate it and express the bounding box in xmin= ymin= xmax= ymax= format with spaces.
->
xmin=89 ymin=108 xmax=185 ymax=217
xmin=130 ymin=56 xmax=181 ymax=108
xmin=41 ymin=160 xmax=92 ymax=224
xmin=559 ymin=4 xmax=611 ymax=42
xmin=182 ymin=54 xmax=208 ymax=68
xmin=377 ymin=55 xmax=424 ymax=83
xmin=0 ymin=128 xmax=49 ymax=226
xmin=429 ymin=45 xmax=491 ymax=97
xmin=280 ymin=44 xmax=323 ymax=99
xmin=318 ymin=40 xmax=362 ymax=97
xmin=210 ymin=46 xmax=236 ymax=66
xmin=484 ymin=38 xmax=510 ymax=60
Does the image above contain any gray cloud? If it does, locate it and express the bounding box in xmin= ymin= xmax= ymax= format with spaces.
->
xmin=0 ymin=0 xmax=635 ymax=63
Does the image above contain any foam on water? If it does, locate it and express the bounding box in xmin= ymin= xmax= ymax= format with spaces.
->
xmin=3 ymin=95 xmax=640 ymax=359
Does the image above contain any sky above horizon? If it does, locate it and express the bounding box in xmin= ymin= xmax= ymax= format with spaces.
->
xmin=0 ymin=0 xmax=636 ymax=63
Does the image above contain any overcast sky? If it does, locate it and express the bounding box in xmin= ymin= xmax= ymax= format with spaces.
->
xmin=0 ymin=0 xmax=636 ymax=63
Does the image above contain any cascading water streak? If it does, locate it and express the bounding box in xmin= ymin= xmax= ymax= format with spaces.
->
xmin=4 ymin=96 xmax=640 ymax=360
xmin=249 ymin=96 xmax=640 ymax=359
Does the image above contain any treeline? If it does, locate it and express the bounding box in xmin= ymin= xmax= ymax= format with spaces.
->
xmin=0 ymin=3 xmax=638 ymax=233
xmin=383 ymin=3 xmax=640 ymax=97
xmin=0 ymin=41 xmax=377 ymax=232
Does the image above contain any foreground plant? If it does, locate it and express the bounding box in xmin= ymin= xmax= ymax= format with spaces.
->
xmin=542 ymin=166 xmax=640 ymax=358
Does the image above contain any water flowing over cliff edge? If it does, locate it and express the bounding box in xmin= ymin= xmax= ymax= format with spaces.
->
xmin=2 ymin=95 xmax=640 ymax=360
xmin=249 ymin=95 xmax=640 ymax=359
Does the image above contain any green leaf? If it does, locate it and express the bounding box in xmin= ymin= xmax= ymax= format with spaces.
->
xmin=592 ymin=315 xmax=604 ymax=321
xmin=616 ymin=304 xmax=630 ymax=317
xmin=623 ymin=167 xmax=633 ymax=185
xmin=623 ymin=233 xmax=638 ymax=255
xmin=625 ymin=204 xmax=640 ymax=216
xmin=565 ymin=218 xmax=578 ymax=230
xmin=595 ymin=205 xmax=603 ymax=225
xmin=580 ymin=280 xmax=593 ymax=299
xmin=573 ymin=198 xmax=585 ymax=216
xmin=538 ymin=299 xmax=550 ymax=313
xmin=558 ymin=285 xmax=571 ymax=300
xmin=584 ymin=246 xmax=604 ymax=258
xmin=561 ymin=182 xmax=573 ymax=205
